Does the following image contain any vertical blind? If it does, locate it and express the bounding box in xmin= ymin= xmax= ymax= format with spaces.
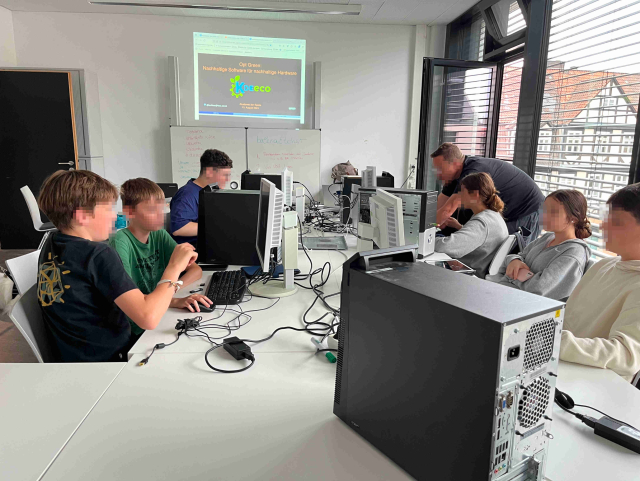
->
xmin=534 ymin=0 xmax=640 ymax=257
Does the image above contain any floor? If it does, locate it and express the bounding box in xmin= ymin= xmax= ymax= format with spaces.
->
xmin=1 ymin=249 xmax=38 ymax=363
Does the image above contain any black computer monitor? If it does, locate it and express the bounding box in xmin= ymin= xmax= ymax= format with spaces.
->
xmin=156 ymin=183 xmax=178 ymax=199
xmin=241 ymin=172 xmax=282 ymax=191
xmin=197 ymin=189 xmax=261 ymax=267
xmin=341 ymin=174 xmax=394 ymax=223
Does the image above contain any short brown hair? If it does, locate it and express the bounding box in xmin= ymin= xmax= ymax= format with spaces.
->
xmin=546 ymin=189 xmax=592 ymax=239
xmin=460 ymin=172 xmax=505 ymax=214
xmin=120 ymin=178 xmax=164 ymax=208
xmin=38 ymin=170 xmax=118 ymax=230
xmin=608 ymin=182 xmax=640 ymax=223
xmin=430 ymin=143 xmax=464 ymax=163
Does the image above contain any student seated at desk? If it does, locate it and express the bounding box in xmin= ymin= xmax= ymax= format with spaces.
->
xmin=435 ymin=172 xmax=508 ymax=278
xmin=37 ymin=170 xmax=199 ymax=363
xmin=560 ymin=183 xmax=640 ymax=382
xmin=170 ymin=149 xmax=233 ymax=246
xmin=486 ymin=189 xmax=592 ymax=300
xmin=109 ymin=178 xmax=213 ymax=339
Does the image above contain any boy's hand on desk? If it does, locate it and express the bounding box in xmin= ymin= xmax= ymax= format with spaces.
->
xmin=506 ymin=259 xmax=528 ymax=279
xmin=171 ymin=294 xmax=213 ymax=313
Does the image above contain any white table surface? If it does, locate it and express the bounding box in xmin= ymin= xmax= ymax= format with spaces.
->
xmin=40 ymin=352 xmax=413 ymax=481
xmin=0 ymin=362 xmax=126 ymax=481
xmin=39 ymin=356 xmax=640 ymax=481
xmin=547 ymin=362 xmax=640 ymax=481
xmin=129 ymin=238 xmax=452 ymax=357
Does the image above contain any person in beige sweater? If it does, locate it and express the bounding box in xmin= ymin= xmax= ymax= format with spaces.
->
xmin=560 ymin=183 xmax=640 ymax=382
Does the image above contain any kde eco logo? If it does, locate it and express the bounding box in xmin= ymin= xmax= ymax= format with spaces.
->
xmin=230 ymin=75 xmax=271 ymax=98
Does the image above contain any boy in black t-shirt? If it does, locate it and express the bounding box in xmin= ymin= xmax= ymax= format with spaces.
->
xmin=37 ymin=170 xmax=198 ymax=362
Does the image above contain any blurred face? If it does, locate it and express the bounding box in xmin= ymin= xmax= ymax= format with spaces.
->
xmin=203 ymin=167 xmax=232 ymax=189
xmin=126 ymin=198 xmax=165 ymax=232
xmin=542 ymin=196 xmax=573 ymax=233
xmin=75 ymin=201 xmax=117 ymax=241
xmin=432 ymin=156 xmax=462 ymax=183
xmin=460 ymin=186 xmax=480 ymax=209
xmin=602 ymin=206 xmax=640 ymax=257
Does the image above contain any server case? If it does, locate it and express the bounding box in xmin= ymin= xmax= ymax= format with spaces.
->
xmin=335 ymin=248 xmax=564 ymax=481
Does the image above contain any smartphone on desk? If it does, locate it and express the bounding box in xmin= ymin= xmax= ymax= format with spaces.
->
xmin=426 ymin=259 xmax=475 ymax=275
xmin=516 ymin=269 xmax=534 ymax=282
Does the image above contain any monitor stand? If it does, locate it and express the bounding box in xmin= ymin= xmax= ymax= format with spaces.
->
xmin=250 ymin=266 xmax=298 ymax=298
xmin=249 ymin=279 xmax=298 ymax=298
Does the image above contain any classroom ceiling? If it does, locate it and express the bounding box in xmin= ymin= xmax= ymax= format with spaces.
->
xmin=0 ymin=0 xmax=476 ymax=26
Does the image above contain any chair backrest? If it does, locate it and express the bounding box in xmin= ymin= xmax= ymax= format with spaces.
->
xmin=8 ymin=284 xmax=54 ymax=363
xmin=20 ymin=186 xmax=45 ymax=230
xmin=5 ymin=250 xmax=40 ymax=296
xmin=488 ymin=235 xmax=517 ymax=277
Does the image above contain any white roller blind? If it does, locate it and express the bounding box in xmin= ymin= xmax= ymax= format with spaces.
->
xmin=534 ymin=0 xmax=640 ymax=257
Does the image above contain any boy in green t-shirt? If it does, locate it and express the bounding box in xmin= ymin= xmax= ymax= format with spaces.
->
xmin=110 ymin=178 xmax=212 ymax=336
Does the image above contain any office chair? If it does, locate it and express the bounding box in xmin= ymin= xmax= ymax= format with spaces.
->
xmin=5 ymin=251 xmax=40 ymax=296
xmin=8 ymin=284 xmax=54 ymax=363
xmin=20 ymin=186 xmax=57 ymax=250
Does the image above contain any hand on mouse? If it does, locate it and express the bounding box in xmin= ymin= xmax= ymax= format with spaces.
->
xmin=170 ymin=294 xmax=213 ymax=313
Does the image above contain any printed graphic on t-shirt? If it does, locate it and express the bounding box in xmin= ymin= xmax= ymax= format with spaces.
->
xmin=38 ymin=252 xmax=71 ymax=306
xmin=135 ymin=250 xmax=161 ymax=275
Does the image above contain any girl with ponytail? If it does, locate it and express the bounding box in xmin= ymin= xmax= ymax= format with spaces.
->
xmin=435 ymin=172 xmax=509 ymax=278
xmin=486 ymin=189 xmax=592 ymax=300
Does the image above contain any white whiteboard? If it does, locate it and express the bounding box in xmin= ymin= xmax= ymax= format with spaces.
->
xmin=247 ymin=129 xmax=321 ymax=197
xmin=170 ymin=126 xmax=247 ymax=188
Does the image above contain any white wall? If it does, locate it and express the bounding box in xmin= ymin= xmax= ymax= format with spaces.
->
xmin=12 ymin=12 xmax=417 ymax=188
xmin=0 ymin=6 xmax=16 ymax=66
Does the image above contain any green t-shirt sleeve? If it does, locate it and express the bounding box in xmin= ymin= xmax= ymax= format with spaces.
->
xmin=160 ymin=229 xmax=178 ymax=268
xmin=109 ymin=235 xmax=134 ymax=278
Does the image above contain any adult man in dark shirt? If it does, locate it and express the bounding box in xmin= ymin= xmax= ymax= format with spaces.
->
xmin=170 ymin=149 xmax=233 ymax=246
xmin=432 ymin=143 xmax=544 ymax=244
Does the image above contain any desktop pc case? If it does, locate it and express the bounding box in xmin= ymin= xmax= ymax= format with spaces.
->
xmin=340 ymin=175 xmax=394 ymax=224
xmin=353 ymin=187 xmax=438 ymax=257
xmin=197 ymin=189 xmax=261 ymax=266
xmin=335 ymin=248 xmax=564 ymax=481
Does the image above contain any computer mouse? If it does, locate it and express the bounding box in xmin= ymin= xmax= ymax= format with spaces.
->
xmin=197 ymin=302 xmax=214 ymax=313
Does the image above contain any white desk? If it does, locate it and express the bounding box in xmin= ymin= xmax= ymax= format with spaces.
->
xmin=40 ymin=353 xmax=413 ymax=481
xmin=129 ymin=239 xmax=452 ymax=357
xmin=547 ymin=362 xmax=640 ymax=481
xmin=39 ymin=357 xmax=640 ymax=481
xmin=0 ymin=362 xmax=126 ymax=481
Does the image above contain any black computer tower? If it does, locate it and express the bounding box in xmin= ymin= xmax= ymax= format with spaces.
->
xmin=197 ymin=189 xmax=261 ymax=266
xmin=335 ymin=249 xmax=564 ymax=481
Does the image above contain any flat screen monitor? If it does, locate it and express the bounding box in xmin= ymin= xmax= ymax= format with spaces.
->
xmin=241 ymin=172 xmax=282 ymax=191
xmin=256 ymin=179 xmax=284 ymax=272
xmin=197 ymin=189 xmax=261 ymax=266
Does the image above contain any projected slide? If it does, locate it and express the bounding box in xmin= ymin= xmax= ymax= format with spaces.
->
xmin=194 ymin=33 xmax=306 ymax=123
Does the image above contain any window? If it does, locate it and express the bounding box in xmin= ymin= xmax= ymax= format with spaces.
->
xmin=538 ymin=130 xmax=552 ymax=152
xmin=566 ymin=131 xmax=581 ymax=152
xmin=533 ymin=0 xmax=640 ymax=258
xmin=496 ymin=58 xmax=523 ymax=160
xmin=490 ymin=0 xmax=526 ymax=37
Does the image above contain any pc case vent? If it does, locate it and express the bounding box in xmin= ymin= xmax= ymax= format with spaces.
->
xmin=334 ymin=320 xmax=346 ymax=405
xmin=518 ymin=376 xmax=551 ymax=429
xmin=522 ymin=318 xmax=556 ymax=372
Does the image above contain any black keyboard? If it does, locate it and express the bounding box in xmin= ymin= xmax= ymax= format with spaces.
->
xmin=205 ymin=270 xmax=247 ymax=305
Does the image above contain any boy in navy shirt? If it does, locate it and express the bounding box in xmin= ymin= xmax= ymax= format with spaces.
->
xmin=170 ymin=149 xmax=233 ymax=246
